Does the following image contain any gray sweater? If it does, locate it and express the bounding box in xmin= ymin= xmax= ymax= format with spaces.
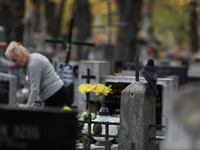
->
xmin=26 ymin=53 xmax=63 ymax=107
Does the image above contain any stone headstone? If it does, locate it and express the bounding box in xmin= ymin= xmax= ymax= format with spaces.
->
xmin=56 ymin=61 xmax=79 ymax=106
xmin=119 ymin=81 xmax=156 ymax=150
xmin=187 ymin=60 xmax=200 ymax=83
xmin=102 ymin=75 xmax=178 ymax=127
xmin=116 ymin=61 xmax=187 ymax=86
xmin=104 ymin=82 xmax=130 ymax=115
xmin=77 ymin=61 xmax=110 ymax=113
xmin=0 ymin=72 xmax=17 ymax=107
xmin=155 ymin=65 xmax=187 ymax=86
xmin=163 ymin=82 xmax=200 ymax=150
xmin=0 ymin=106 xmax=77 ymax=150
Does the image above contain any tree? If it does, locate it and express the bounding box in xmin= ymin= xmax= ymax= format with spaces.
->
xmin=0 ymin=0 xmax=24 ymax=43
xmin=74 ymin=0 xmax=92 ymax=60
xmin=153 ymin=0 xmax=199 ymax=53
xmin=114 ymin=0 xmax=143 ymax=61
xmin=45 ymin=0 xmax=65 ymax=39
xmin=190 ymin=0 xmax=199 ymax=53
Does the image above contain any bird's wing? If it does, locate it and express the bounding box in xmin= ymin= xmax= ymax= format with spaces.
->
xmin=142 ymin=66 xmax=157 ymax=90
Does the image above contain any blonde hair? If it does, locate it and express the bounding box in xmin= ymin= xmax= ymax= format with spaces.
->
xmin=5 ymin=41 xmax=29 ymax=59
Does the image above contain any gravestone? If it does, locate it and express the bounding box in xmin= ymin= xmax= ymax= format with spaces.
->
xmin=155 ymin=65 xmax=187 ymax=86
xmin=0 ymin=72 xmax=17 ymax=107
xmin=102 ymin=75 xmax=178 ymax=127
xmin=57 ymin=61 xmax=79 ymax=106
xmin=163 ymin=82 xmax=200 ymax=150
xmin=119 ymin=81 xmax=156 ymax=150
xmin=77 ymin=61 xmax=110 ymax=113
xmin=115 ymin=61 xmax=187 ymax=86
xmin=0 ymin=106 xmax=77 ymax=150
xmin=104 ymin=82 xmax=130 ymax=115
xmin=52 ymin=57 xmax=80 ymax=107
xmin=187 ymin=59 xmax=200 ymax=83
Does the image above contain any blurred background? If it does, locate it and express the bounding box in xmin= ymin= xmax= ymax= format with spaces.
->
xmin=0 ymin=0 xmax=200 ymax=88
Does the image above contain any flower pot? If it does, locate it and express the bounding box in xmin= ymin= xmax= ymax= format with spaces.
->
xmin=88 ymin=103 xmax=100 ymax=114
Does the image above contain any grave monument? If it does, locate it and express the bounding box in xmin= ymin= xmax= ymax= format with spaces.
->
xmin=0 ymin=72 xmax=17 ymax=107
xmin=0 ymin=106 xmax=77 ymax=150
xmin=119 ymin=81 xmax=156 ymax=150
xmin=118 ymin=48 xmax=156 ymax=150
xmin=46 ymin=16 xmax=95 ymax=107
xmin=102 ymin=75 xmax=178 ymax=127
xmin=77 ymin=61 xmax=110 ymax=113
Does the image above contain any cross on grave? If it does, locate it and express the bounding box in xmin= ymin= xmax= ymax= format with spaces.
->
xmin=45 ymin=16 xmax=95 ymax=65
xmin=45 ymin=16 xmax=95 ymax=107
xmin=81 ymin=68 xmax=96 ymax=103
xmin=82 ymin=68 xmax=96 ymax=83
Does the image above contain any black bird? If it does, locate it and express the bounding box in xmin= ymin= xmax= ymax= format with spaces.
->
xmin=142 ymin=59 xmax=159 ymax=97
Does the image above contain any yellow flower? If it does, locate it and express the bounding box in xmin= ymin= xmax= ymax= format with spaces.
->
xmin=93 ymin=83 xmax=103 ymax=95
xmin=78 ymin=83 xmax=113 ymax=97
xmin=78 ymin=84 xmax=94 ymax=94
xmin=63 ymin=106 xmax=71 ymax=111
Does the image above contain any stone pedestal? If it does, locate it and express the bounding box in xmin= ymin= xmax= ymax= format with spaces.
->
xmin=101 ymin=75 xmax=177 ymax=129
xmin=78 ymin=61 xmax=110 ymax=114
xmin=119 ymin=81 xmax=156 ymax=150
xmin=0 ymin=72 xmax=17 ymax=107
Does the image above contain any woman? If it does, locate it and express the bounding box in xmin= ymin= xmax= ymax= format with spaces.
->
xmin=5 ymin=41 xmax=67 ymax=108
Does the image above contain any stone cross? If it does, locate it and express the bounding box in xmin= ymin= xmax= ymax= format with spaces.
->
xmin=45 ymin=16 xmax=95 ymax=65
xmin=81 ymin=68 xmax=96 ymax=102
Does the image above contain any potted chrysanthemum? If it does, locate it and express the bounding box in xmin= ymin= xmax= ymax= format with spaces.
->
xmin=78 ymin=83 xmax=113 ymax=113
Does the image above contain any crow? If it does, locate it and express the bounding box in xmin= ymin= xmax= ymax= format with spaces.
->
xmin=142 ymin=59 xmax=159 ymax=97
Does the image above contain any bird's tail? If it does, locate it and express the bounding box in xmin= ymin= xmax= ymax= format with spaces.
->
xmin=146 ymin=84 xmax=159 ymax=97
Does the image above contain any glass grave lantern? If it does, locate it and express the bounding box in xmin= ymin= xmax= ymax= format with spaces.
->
xmin=92 ymin=104 xmax=118 ymax=146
